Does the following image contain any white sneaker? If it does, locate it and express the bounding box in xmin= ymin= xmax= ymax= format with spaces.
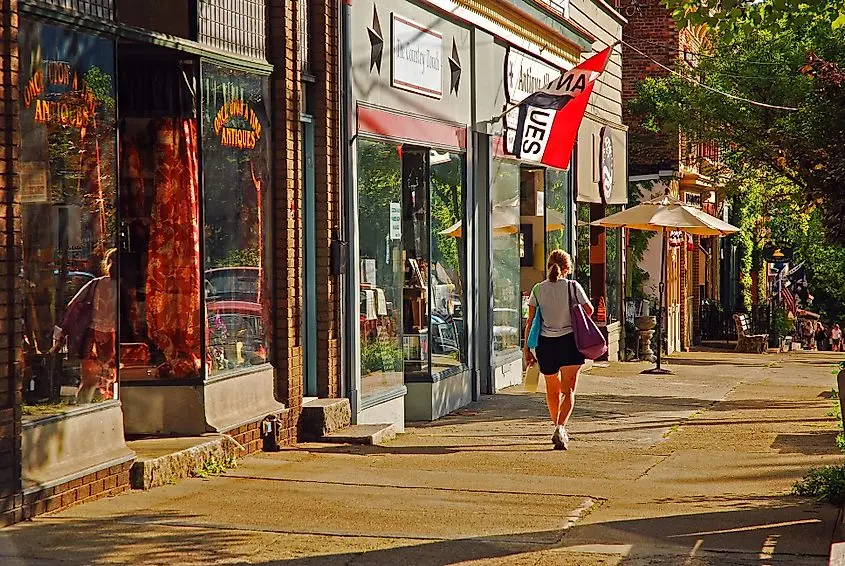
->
xmin=558 ymin=425 xmax=570 ymax=450
xmin=552 ymin=426 xmax=564 ymax=449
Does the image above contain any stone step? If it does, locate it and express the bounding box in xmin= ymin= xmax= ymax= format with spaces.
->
xmin=321 ymin=424 xmax=397 ymax=445
xmin=127 ymin=434 xmax=242 ymax=490
xmin=301 ymin=398 xmax=352 ymax=440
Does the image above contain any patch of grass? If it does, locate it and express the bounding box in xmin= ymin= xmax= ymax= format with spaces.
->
xmin=192 ymin=455 xmax=238 ymax=479
xmin=837 ymin=434 xmax=845 ymax=452
xmin=663 ymin=424 xmax=680 ymax=438
xmin=22 ymin=403 xmax=71 ymax=417
xmin=793 ymin=464 xmax=845 ymax=505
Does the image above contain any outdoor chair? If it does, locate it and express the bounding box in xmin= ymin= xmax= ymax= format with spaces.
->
xmin=733 ymin=313 xmax=769 ymax=354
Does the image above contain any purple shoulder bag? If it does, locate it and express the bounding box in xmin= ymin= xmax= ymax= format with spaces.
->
xmin=569 ymin=280 xmax=608 ymax=360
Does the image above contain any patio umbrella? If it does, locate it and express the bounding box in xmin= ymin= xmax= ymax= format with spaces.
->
xmin=440 ymin=202 xmax=520 ymax=238
xmin=592 ymin=194 xmax=740 ymax=374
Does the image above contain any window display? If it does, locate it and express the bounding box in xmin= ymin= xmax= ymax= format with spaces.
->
xmin=117 ymin=53 xmax=202 ymax=381
xmin=357 ymin=140 xmax=405 ymax=398
xmin=201 ymin=63 xmax=272 ymax=377
xmin=491 ymin=159 xmax=520 ymax=359
xmin=19 ymin=21 xmax=118 ymax=411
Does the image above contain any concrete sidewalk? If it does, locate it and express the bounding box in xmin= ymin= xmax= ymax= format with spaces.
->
xmin=1 ymin=351 xmax=843 ymax=565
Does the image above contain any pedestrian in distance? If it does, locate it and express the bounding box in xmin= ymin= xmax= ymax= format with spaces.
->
xmin=523 ymin=250 xmax=594 ymax=450
xmin=832 ymin=323 xmax=842 ymax=352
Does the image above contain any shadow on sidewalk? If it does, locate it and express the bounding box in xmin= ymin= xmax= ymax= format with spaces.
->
xmin=1 ymin=498 xmax=833 ymax=565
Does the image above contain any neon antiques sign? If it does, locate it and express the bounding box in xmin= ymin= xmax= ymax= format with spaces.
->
xmin=23 ymin=61 xmax=98 ymax=129
xmin=213 ymin=99 xmax=263 ymax=150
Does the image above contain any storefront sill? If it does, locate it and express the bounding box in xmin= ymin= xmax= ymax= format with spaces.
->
xmin=492 ymin=350 xmax=522 ymax=369
xmin=360 ymin=386 xmax=408 ymax=412
xmin=204 ymin=364 xmax=273 ymax=386
xmin=404 ymin=365 xmax=469 ymax=384
xmin=22 ymin=399 xmax=122 ymax=429
xmin=22 ymin=401 xmax=135 ymax=492
xmin=122 ymin=365 xmax=285 ymax=436
xmin=121 ymin=378 xmax=205 ymax=388
xmin=406 ymin=368 xmax=472 ymax=421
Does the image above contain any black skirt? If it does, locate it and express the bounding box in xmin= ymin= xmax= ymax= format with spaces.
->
xmin=536 ymin=333 xmax=585 ymax=375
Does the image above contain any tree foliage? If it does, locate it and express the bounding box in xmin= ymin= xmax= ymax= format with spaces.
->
xmin=631 ymin=17 xmax=845 ymax=242
xmin=664 ymin=0 xmax=845 ymax=40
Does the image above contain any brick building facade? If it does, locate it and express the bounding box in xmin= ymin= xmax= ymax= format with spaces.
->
xmin=618 ymin=0 xmax=724 ymax=351
xmin=0 ymin=0 xmax=342 ymax=527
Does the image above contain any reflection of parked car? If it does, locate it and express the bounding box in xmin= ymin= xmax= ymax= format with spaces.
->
xmin=205 ymin=268 xmax=266 ymax=370
xmin=493 ymin=307 xmax=520 ymax=350
xmin=205 ymin=267 xmax=260 ymax=302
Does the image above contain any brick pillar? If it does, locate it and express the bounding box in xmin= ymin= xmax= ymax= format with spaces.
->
xmin=310 ymin=0 xmax=341 ymax=398
xmin=0 ymin=0 xmax=22 ymax=527
xmin=268 ymin=0 xmax=304 ymax=431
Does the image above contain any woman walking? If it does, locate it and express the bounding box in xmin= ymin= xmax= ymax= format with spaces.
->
xmin=523 ymin=250 xmax=593 ymax=450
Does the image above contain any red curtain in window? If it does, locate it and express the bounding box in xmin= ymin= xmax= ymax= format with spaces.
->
xmin=146 ymin=119 xmax=202 ymax=378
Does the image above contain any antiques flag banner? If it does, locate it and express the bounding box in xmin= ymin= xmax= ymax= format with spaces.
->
xmin=508 ymin=45 xmax=614 ymax=170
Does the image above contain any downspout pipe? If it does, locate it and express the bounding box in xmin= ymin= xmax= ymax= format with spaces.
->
xmin=338 ymin=0 xmax=357 ymax=419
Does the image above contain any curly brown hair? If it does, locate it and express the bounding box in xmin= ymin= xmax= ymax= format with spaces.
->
xmin=547 ymin=249 xmax=572 ymax=282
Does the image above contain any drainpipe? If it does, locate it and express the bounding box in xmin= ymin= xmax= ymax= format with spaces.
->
xmin=338 ymin=0 xmax=357 ymax=420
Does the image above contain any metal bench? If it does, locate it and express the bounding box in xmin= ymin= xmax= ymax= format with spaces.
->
xmin=733 ymin=313 xmax=769 ymax=354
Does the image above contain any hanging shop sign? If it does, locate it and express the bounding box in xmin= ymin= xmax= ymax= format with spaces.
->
xmin=23 ymin=61 xmax=98 ymax=129
xmin=599 ymin=126 xmax=614 ymax=204
xmin=213 ymin=99 xmax=263 ymax=150
xmin=391 ymin=15 xmax=443 ymax=98
xmin=503 ymin=47 xmax=562 ymax=154
xmin=389 ymin=202 xmax=402 ymax=240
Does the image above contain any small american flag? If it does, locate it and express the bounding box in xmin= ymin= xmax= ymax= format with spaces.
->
xmin=781 ymin=286 xmax=797 ymax=315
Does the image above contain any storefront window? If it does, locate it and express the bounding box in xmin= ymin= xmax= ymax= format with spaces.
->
xmin=575 ymin=203 xmax=591 ymax=296
xmin=545 ymin=168 xmax=572 ymax=257
xmin=429 ymin=151 xmax=466 ymax=376
xmin=19 ymin=21 xmax=117 ymax=411
xmin=491 ymin=158 xmax=520 ymax=360
xmin=606 ymin=205 xmax=622 ymax=323
xmin=201 ymin=63 xmax=272 ymax=377
xmin=357 ymin=140 xmax=405 ymax=398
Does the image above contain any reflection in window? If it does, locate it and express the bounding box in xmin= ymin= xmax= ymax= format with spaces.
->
xmin=19 ymin=21 xmax=117 ymax=413
xmin=575 ymin=203 xmax=591 ymax=298
xmin=201 ymin=63 xmax=271 ymax=377
xmin=357 ymin=140 xmax=404 ymax=398
xmin=606 ymin=205 xmax=622 ymax=323
xmin=429 ymin=151 xmax=466 ymax=376
xmin=491 ymin=159 xmax=520 ymax=359
xmin=545 ymin=167 xmax=572 ymax=257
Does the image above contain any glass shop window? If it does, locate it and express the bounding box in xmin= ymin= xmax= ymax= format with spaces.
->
xmin=575 ymin=202 xmax=591 ymax=297
xmin=545 ymin=168 xmax=572 ymax=256
xmin=201 ymin=63 xmax=272 ymax=377
xmin=357 ymin=139 xmax=405 ymax=399
xmin=429 ymin=150 xmax=467 ymax=376
xmin=19 ymin=21 xmax=118 ymax=413
xmin=605 ymin=204 xmax=623 ymax=324
xmin=491 ymin=158 xmax=521 ymax=360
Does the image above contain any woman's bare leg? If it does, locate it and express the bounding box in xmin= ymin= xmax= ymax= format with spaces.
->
xmin=544 ymin=372 xmax=562 ymax=423
xmin=556 ymin=365 xmax=581 ymax=426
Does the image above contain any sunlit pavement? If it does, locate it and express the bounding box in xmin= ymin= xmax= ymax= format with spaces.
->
xmin=1 ymin=350 xmax=843 ymax=565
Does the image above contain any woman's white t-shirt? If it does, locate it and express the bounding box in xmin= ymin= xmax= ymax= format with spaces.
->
xmin=528 ymin=279 xmax=590 ymax=337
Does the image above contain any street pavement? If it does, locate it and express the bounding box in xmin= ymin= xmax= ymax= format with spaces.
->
xmin=1 ymin=350 xmax=843 ymax=565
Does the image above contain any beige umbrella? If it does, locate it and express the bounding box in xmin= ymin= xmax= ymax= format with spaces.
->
xmin=440 ymin=202 xmax=520 ymax=238
xmin=592 ymin=194 xmax=740 ymax=374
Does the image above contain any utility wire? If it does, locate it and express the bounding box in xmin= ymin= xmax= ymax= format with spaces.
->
xmin=619 ymin=38 xmax=799 ymax=111
xmin=622 ymin=34 xmax=783 ymax=66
